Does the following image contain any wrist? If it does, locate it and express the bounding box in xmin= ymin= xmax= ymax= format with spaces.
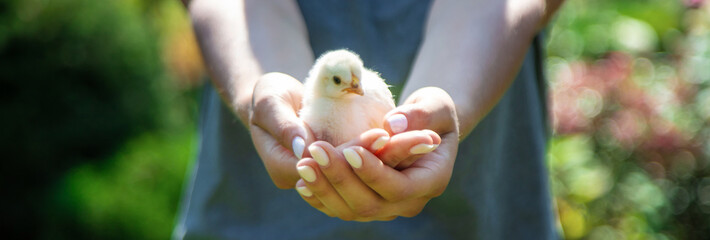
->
xmin=230 ymin=70 xmax=261 ymax=126
xmin=235 ymin=92 xmax=252 ymax=126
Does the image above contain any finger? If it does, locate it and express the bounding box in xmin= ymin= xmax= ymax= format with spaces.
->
xmin=251 ymin=72 xmax=313 ymax=159
xmin=342 ymin=146 xmax=414 ymax=202
xmin=335 ymin=128 xmax=390 ymax=152
xmin=296 ymin=158 xmax=355 ymax=220
xmin=355 ymin=216 xmax=398 ymax=222
xmin=309 ymin=141 xmax=385 ymax=218
xmin=393 ymin=130 xmax=442 ymax=169
xmin=376 ymin=129 xmax=441 ymax=168
xmin=295 ymin=180 xmax=335 ymax=217
xmin=384 ymin=87 xmax=458 ymax=135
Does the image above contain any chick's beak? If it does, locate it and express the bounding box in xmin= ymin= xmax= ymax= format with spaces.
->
xmin=342 ymin=74 xmax=364 ymax=95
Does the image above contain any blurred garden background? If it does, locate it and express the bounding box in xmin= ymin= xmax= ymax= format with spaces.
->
xmin=2 ymin=0 xmax=708 ymax=239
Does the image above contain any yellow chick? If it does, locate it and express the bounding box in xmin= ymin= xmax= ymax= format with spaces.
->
xmin=300 ymin=49 xmax=395 ymax=146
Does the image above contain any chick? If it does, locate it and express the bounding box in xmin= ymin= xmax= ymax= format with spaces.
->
xmin=300 ymin=49 xmax=395 ymax=146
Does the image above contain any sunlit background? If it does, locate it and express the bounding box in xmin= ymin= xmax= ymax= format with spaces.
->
xmin=2 ymin=0 xmax=708 ymax=239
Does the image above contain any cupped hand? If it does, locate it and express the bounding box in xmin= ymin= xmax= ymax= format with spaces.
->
xmin=250 ymin=72 xmax=315 ymax=189
xmin=295 ymin=87 xmax=459 ymax=221
xmin=380 ymin=87 xmax=460 ymax=168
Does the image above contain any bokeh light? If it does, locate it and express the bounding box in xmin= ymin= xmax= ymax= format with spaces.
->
xmin=547 ymin=0 xmax=710 ymax=238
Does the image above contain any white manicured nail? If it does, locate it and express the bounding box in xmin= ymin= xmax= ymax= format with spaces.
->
xmin=370 ymin=136 xmax=389 ymax=151
xmin=297 ymin=165 xmax=316 ymax=182
xmin=309 ymin=145 xmax=329 ymax=166
xmin=292 ymin=136 xmax=305 ymax=159
xmin=296 ymin=186 xmax=313 ymax=197
xmin=387 ymin=114 xmax=408 ymax=134
xmin=410 ymin=144 xmax=435 ymax=154
xmin=343 ymin=148 xmax=362 ymax=169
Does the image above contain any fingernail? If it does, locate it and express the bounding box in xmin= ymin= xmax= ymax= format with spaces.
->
xmin=410 ymin=144 xmax=436 ymax=154
xmin=292 ymin=136 xmax=305 ymax=159
xmin=370 ymin=136 xmax=389 ymax=151
xmin=296 ymin=186 xmax=313 ymax=197
xmin=297 ymin=165 xmax=316 ymax=182
xmin=343 ymin=148 xmax=362 ymax=169
xmin=387 ymin=114 xmax=408 ymax=134
xmin=309 ymin=145 xmax=329 ymax=166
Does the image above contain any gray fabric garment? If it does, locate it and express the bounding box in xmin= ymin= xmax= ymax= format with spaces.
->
xmin=296 ymin=0 xmax=430 ymax=85
xmin=174 ymin=1 xmax=556 ymax=239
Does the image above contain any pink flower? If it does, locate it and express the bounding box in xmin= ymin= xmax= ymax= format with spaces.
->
xmin=685 ymin=0 xmax=704 ymax=9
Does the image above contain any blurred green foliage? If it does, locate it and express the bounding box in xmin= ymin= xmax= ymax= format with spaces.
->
xmin=547 ymin=0 xmax=710 ymax=239
xmin=49 ymin=131 xmax=194 ymax=239
xmin=1 ymin=0 xmax=198 ymax=239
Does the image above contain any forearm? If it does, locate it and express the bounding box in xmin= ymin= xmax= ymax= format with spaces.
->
xmin=188 ymin=0 xmax=259 ymax=124
xmin=188 ymin=0 xmax=313 ymax=125
xmin=403 ymin=0 xmax=562 ymax=139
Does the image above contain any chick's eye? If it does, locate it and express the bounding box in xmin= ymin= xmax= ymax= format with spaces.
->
xmin=333 ymin=76 xmax=341 ymax=85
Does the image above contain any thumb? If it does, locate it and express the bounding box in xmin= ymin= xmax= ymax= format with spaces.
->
xmin=383 ymin=87 xmax=458 ymax=136
xmin=251 ymin=72 xmax=314 ymax=159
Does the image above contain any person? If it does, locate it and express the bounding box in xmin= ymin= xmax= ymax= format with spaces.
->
xmin=174 ymin=0 xmax=563 ymax=239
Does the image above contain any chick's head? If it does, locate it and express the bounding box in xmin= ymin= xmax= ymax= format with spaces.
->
xmin=314 ymin=50 xmax=365 ymax=98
